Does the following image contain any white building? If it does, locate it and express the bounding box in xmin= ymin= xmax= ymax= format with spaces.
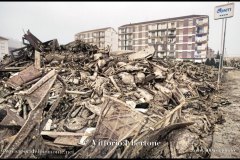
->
xmin=0 ymin=36 xmax=9 ymax=60
xmin=75 ymin=27 xmax=118 ymax=51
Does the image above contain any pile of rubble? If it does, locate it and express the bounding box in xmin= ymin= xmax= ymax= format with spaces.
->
xmin=225 ymin=58 xmax=240 ymax=69
xmin=0 ymin=31 xmax=227 ymax=158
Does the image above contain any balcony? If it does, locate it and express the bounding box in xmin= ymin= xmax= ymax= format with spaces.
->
xmin=148 ymin=25 xmax=157 ymax=31
xmin=158 ymin=28 xmax=167 ymax=31
xmin=168 ymin=26 xmax=176 ymax=30
xmin=168 ymin=32 xmax=176 ymax=37
xmin=126 ymin=29 xmax=133 ymax=33
xmin=168 ymin=52 xmax=175 ymax=58
xmin=196 ymin=31 xmax=208 ymax=35
xmin=196 ymin=21 xmax=208 ymax=26
xmin=196 ymin=37 xmax=207 ymax=43
xmin=148 ymin=35 xmax=158 ymax=39
xmin=94 ymin=34 xmax=105 ymax=38
xmin=196 ymin=46 xmax=206 ymax=51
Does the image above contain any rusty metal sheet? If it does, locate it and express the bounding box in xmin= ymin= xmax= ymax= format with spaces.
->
xmin=0 ymin=108 xmax=25 ymax=127
xmin=6 ymin=65 xmax=42 ymax=88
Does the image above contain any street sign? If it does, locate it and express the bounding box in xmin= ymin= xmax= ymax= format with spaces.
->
xmin=214 ymin=3 xmax=234 ymax=20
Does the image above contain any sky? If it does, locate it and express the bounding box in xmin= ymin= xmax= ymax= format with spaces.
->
xmin=0 ymin=2 xmax=239 ymax=56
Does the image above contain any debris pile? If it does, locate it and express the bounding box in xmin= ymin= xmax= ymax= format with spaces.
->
xmin=225 ymin=58 xmax=240 ymax=69
xmin=0 ymin=30 xmax=225 ymax=158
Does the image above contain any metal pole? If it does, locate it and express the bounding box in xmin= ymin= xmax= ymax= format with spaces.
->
xmin=217 ymin=18 xmax=225 ymax=88
xmin=221 ymin=18 xmax=227 ymax=77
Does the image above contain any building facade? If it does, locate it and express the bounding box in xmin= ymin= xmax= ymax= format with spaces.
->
xmin=118 ymin=15 xmax=209 ymax=62
xmin=75 ymin=27 xmax=118 ymax=51
xmin=0 ymin=36 xmax=9 ymax=60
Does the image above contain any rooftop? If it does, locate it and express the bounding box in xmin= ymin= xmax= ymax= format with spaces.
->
xmin=76 ymin=27 xmax=116 ymax=35
xmin=119 ymin=15 xmax=208 ymax=28
xmin=0 ymin=36 xmax=8 ymax=40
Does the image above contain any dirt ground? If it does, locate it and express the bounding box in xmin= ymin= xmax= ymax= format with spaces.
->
xmin=211 ymin=70 xmax=240 ymax=158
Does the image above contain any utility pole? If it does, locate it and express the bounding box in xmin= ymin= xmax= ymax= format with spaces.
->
xmin=217 ymin=18 xmax=225 ymax=89
xmin=215 ymin=2 xmax=234 ymax=89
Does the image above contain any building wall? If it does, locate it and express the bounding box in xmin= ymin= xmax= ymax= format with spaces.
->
xmin=118 ymin=15 xmax=209 ymax=62
xmin=0 ymin=39 xmax=9 ymax=60
xmin=75 ymin=27 xmax=118 ymax=51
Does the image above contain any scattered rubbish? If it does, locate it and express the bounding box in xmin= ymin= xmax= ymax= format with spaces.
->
xmin=0 ymin=30 xmax=230 ymax=158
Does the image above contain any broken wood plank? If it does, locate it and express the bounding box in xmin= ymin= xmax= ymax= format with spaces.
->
xmin=6 ymin=65 xmax=42 ymax=89
xmin=65 ymin=90 xmax=92 ymax=95
xmin=109 ymin=76 xmax=121 ymax=92
xmin=54 ymin=136 xmax=81 ymax=146
xmin=41 ymin=131 xmax=92 ymax=137
xmin=34 ymin=51 xmax=41 ymax=69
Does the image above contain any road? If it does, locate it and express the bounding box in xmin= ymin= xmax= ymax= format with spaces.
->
xmin=211 ymin=70 xmax=240 ymax=158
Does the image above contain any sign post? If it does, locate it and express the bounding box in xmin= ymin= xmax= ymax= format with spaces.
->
xmin=215 ymin=2 xmax=234 ymax=89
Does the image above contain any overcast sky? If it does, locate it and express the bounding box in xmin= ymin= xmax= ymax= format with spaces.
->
xmin=0 ymin=2 xmax=239 ymax=56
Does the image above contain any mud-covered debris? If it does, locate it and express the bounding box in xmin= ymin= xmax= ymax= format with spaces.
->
xmin=0 ymin=30 xmax=225 ymax=159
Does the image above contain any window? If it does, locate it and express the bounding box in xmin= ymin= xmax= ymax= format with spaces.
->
xmin=151 ymin=39 xmax=155 ymax=44
xmin=178 ymin=29 xmax=183 ymax=35
xmin=178 ymin=44 xmax=183 ymax=50
xmin=139 ymin=26 xmax=142 ymax=31
xmin=138 ymin=39 xmax=142 ymax=45
xmin=187 ymin=52 xmax=192 ymax=58
xmin=187 ymin=44 xmax=192 ymax=50
xmin=177 ymin=52 xmax=182 ymax=58
xmin=139 ymin=33 xmax=142 ymax=38
xmin=179 ymin=21 xmax=184 ymax=27
xmin=127 ymin=27 xmax=132 ymax=33
xmin=151 ymin=32 xmax=155 ymax=37
xmin=188 ymin=36 xmax=192 ymax=42
xmin=161 ymin=31 xmax=165 ymax=36
xmin=179 ymin=36 xmax=183 ymax=42
xmin=189 ymin=19 xmax=193 ymax=26
xmin=188 ymin=28 xmax=193 ymax=34
xmin=134 ymin=26 xmax=138 ymax=32
xmin=145 ymin=32 xmax=148 ymax=37
xmin=145 ymin=25 xmax=148 ymax=30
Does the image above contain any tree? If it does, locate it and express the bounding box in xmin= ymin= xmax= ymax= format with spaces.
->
xmin=215 ymin=51 xmax=220 ymax=68
xmin=223 ymin=60 xmax=227 ymax=66
xmin=205 ymin=58 xmax=210 ymax=66
xmin=216 ymin=51 xmax=220 ymax=59
xmin=210 ymin=58 xmax=216 ymax=67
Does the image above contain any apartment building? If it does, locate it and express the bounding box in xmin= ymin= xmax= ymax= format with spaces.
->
xmin=0 ymin=36 xmax=9 ymax=60
xmin=75 ymin=27 xmax=118 ymax=51
xmin=118 ymin=15 xmax=209 ymax=62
